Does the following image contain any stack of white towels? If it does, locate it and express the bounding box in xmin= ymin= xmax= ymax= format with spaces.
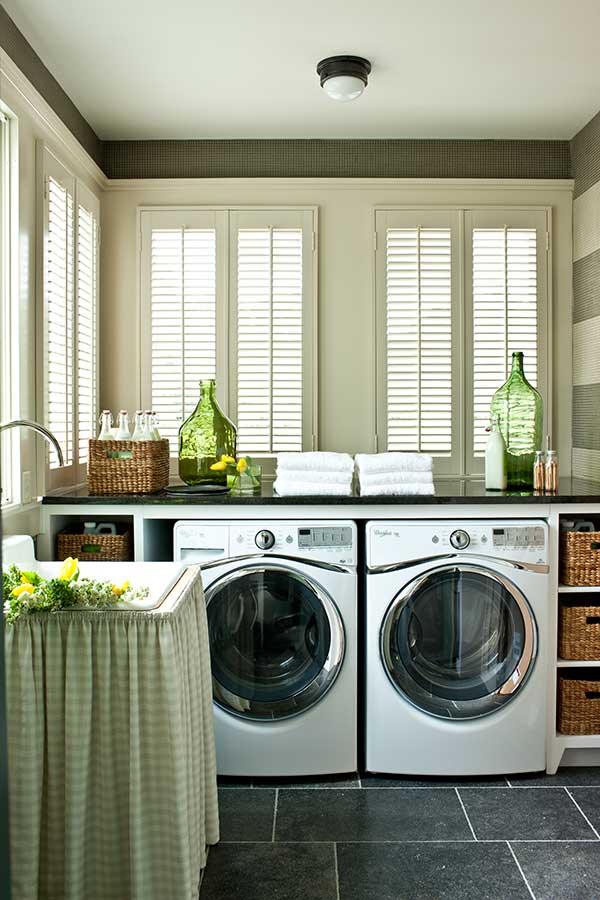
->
xmin=355 ymin=452 xmax=434 ymax=496
xmin=274 ymin=452 xmax=355 ymax=497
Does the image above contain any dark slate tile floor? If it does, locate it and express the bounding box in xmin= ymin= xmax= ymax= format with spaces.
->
xmin=201 ymin=769 xmax=600 ymax=899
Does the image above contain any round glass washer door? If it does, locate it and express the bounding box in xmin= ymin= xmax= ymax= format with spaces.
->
xmin=380 ymin=564 xmax=537 ymax=720
xmin=205 ymin=564 xmax=345 ymax=721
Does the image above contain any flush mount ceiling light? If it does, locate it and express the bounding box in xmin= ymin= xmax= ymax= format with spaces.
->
xmin=316 ymin=55 xmax=372 ymax=102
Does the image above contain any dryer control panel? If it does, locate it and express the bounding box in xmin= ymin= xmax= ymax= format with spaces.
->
xmin=367 ymin=520 xmax=548 ymax=567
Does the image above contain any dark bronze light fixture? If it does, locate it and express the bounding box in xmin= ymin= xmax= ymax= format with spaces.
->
xmin=316 ymin=55 xmax=372 ymax=102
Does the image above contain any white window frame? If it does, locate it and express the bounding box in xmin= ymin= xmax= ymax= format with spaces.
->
xmin=139 ymin=206 xmax=318 ymax=471
xmin=39 ymin=143 xmax=100 ymax=491
xmin=0 ymin=103 xmax=20 ymax=508
xmin=375 ymin=205 xmax=551 ymax=478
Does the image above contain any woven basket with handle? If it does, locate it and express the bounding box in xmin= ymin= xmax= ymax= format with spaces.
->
xmin=57 ymin=530 xmax=131 ymax=562
xmin=559 ymin=601 xmax=600 ymax=660
xmin=558 ymin=673 xmax=600 ymax=734
xmin=560 ymin=531 xmax=600 ymax=586
xmin=87 ymin=439 xmax=170 ymax=495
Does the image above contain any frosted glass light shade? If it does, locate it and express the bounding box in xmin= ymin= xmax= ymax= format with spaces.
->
xmin=322 ymin=75 xmax=365 ymax=102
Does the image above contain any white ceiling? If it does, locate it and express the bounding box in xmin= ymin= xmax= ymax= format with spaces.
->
xmin=4 ymin=0 xmax=600 ymax=140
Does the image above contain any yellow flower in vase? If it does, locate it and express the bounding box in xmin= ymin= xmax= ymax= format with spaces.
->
xmin=236 ymin=457 xmax=248 ymax=473
xmin=112 ymin=580 xmax=131 ymax=596
xmin=59 ymin=557 xmax=79 ymax=582
xmin=11 ymin=583 xmax=35 ymax=598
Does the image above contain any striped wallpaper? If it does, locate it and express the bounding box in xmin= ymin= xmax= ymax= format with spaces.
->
xmin=571 ymin=114 xmax=600 ymax=480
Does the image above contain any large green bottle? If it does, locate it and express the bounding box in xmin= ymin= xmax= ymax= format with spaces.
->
xmin=178 ymin=380 xmax=237 ymax=486
xmin=489 ymin=352 xmax=543 ymax=488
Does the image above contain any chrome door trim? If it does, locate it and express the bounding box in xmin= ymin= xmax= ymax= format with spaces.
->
xmin=380 ymin=562 xmax=537 ymax=719
xmin=368 ymin=554 xmax=549 ymax=575
xmin=201 ymin=553 xmax=352 ymax=574
xmin=205 ymin=562 xmax=346 ymax=721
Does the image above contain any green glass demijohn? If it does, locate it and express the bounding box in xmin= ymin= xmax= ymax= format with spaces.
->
xmin=178 ymin=379 xmax=237 ymax=486
xmin=489 ymin=352 xmax=543 ymax=488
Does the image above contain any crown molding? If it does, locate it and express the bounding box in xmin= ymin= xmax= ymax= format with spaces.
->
xmin=0 ymin=49 xmax=107 ymax=190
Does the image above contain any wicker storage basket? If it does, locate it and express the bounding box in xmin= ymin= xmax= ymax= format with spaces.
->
xmin=87 ymin=439 xmax=170 ymax=495
xmin=558 ymin=672 xmax=600 ymax=735
xmin=559 ymin=601 xmax=600 ymax=660
xmin=560 ymin=531 xmax=600 ymax=586
xmin=57 ymin=528 xmax=131 ymax=562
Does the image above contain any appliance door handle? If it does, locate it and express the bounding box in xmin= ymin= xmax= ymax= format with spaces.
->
xmin=199 ymin=552 xmax=353 ymax=574
xmin=368 ymin=553 xmax=549 ymax=575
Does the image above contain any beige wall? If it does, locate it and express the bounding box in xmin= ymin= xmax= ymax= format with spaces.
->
xmin=0 ymin=53 xmax=102 ymax=534
xmin=101 ymin=179 xmax=574 ymax=470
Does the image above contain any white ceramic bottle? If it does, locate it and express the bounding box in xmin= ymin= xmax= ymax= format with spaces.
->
xmin=97 ymin=410 xmax=114 ymax=440
xmin=115 ymin=410 xmax=131 ymax=440
xmin=131 ymin=411 xmax=145 ymax=441
xmin=485 ymin=416 xmax=507 ymax=490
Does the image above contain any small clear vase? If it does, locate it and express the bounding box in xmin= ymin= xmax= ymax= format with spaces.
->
xmin=489 ymin=352 xmax=543 ymax=488
xmin=178 ymin=380 xmax=237 ymax=486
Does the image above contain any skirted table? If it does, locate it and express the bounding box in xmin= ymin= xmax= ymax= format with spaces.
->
xmin=5 ymin=565 xmax=219 ymax=900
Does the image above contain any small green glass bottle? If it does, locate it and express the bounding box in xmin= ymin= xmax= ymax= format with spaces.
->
xmin=489 ymin=352 xmax=543 ymax=488
xmin=178 ymin=380 xmax=237 ymax=486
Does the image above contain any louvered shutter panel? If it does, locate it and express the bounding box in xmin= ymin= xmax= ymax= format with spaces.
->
xmin=0 ymin=112 xmax=15 ymax=503
xmin=46 ymin=174 xmax=74 ymax=468
xmin=76 ymin=200 xmax=98 ymax=463
xmin=236 ymin=227 xmax=304 ymax=454
xmin=384 ymin=227 xmax=453 ymax=455
xmin=149 ymin=227 xmax=217 ymax=454
xmin=472 ymin=227 xmax=538 ymax=455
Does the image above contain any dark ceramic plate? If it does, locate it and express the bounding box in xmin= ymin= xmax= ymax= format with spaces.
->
xmin=165 ymin=484 xmax=230 ymax=495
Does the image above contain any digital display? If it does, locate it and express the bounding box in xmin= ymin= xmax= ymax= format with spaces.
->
xmin=298 ymin=527 xmax=352 ymax=548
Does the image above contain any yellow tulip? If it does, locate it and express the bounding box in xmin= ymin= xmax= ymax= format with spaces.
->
xmin=236 ymin=458 xmax=248 ymax=473
xmin=20 ymin=574 xmax=32 ymax=585
xmin=11 ymin=583 xmax=35 ymax=598
xmin=112 ymin=580 xmax=130 ymax=596
xmin=222 ymin=455 xmax=235 ymax=464
xmin=210 ymin=460 xmax=227 ymax=471
xmin=59 ymin=557 xmax=79 ymax=582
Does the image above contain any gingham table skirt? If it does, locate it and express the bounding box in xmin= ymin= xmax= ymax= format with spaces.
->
xmin=5 ymin=567 xmax=219 ymax=900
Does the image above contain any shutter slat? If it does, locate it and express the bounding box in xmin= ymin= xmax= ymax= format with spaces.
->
xmin=77 ymin=204 xmax=98 ymax=463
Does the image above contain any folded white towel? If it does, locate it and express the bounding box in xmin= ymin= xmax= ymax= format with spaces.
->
xmin=275 ymin=469 xmax=353 ymax=485
xmin=355 ymin=453 xmax=433 ymax=475
xmin=274 ymin=478 xmax=353 ymax=497
xmin=360 ymin=470 xmax=434 ymax=487
xmin=277 ymin=452 xmax=355 ymax=475
xmin=359 ymin=482 xmax=435 ymax=497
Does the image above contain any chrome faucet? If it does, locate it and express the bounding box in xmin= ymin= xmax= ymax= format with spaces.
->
xmin=0 ymin=419 xmax=64 ymax=467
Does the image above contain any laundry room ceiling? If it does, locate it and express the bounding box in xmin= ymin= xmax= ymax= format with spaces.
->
xmin=3 ymin=0 xmax=600 ymax=140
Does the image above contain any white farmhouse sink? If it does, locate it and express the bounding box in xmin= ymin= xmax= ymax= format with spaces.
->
xmin=2 ymin=535 xmax=186 ymax=612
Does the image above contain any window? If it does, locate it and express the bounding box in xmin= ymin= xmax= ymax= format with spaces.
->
xmin=140 ymin=208 xmax=316 ymax=464
xmin=41 ymin=146 xmax=99 ymax=487
xmin=376 ymin=207 xmax=549 ymax=477
xmin=0 ymin=106 xmax=19 ymax=506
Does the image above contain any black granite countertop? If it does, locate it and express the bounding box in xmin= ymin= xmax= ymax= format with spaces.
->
xmin=42 ymin=478 xmax=600 ymax=505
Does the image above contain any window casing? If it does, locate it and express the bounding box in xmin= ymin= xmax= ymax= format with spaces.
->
xmin=0 ymin=106 xmax=19 ymax=506
xmin=41 ymin=145 xmax=100 ymax=489
xmin=140 ymin=208 xmax=316 ymax=467
xmin=375 ymin=207 xmax=549 ymax=477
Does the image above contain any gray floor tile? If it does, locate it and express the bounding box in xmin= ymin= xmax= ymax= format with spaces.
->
xmin=200 ymin=842 xmax=337 ymax=900
xmin=218 ymin=788 xmax=275 ymax=841
xmin=460 ymin=788 xmax=596 ymax=840
xmin=254 ymin=772 xmax=360 ymax=789
xmin=512 ymin=841 xmax=600 ymax=900
xmin=336 ymin=841 xmax=531 ymax=900
xmin=509 ymin=767 xmax=600 ymax=787
xmin=361 ymin=772 xmax=509 ymax=788
xmin=569 ymin=788 xmax=600 ymax=832
xmin=275 ymin=787 xmax=474 ymax=842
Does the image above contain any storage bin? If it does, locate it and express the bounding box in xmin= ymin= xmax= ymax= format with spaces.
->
xmin=87 ymin=439 xmax=170 ymax=495
xmin=558 ymin=671 xmax=600 ymax=734
xmin=57 ymin=526 xmax=131 ymax=562
xmin=559 ymin=599 xmax=600 ymax=660
xmin=560 ymin=530 xmax=600 ymax=586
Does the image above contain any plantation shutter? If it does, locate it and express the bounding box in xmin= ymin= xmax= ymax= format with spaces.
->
xmin=466 ymin=209 xmax=548 ymax=471
xmin=140 ymin=210 xmax=220 ymax=455
xmin=76 ymin=186 xmax=99 ymax=465
xmin=229 ymin=209 xmax=315 ymax=457
xmin=44 ymin=157 xmax=75 ymax=469
xmin=0 ymin=111 xmax=17 ymax=505
xmin=375 ymin=210 xmax=460 ymax=474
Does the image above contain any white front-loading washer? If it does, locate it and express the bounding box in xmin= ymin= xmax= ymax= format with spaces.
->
xmin=174 ymin=520 xmax=357 ymax=777
xmin=365 ymin=520 xmax=550 ymax=776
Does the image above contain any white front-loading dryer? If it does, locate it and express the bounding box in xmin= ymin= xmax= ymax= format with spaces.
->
xmin=365 ymin=520 xmax=550 ymax=776
xmin=174 ymin=520 xmax=357 ymax=777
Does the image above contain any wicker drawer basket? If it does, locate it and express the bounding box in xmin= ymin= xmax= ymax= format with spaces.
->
xmin=559 ymin=600 xmax=600 ymax=660
xmin=57 ymin=528 xmax=131 ymax=562
xmin=87 ymin=439 xmax=170 ymax=495
xmin=558 ymin=672 xmax=600 ymax=735
xmin=561 ymin=530 xmax=600 ymax=586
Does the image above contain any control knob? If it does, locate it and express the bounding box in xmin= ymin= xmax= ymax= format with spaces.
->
xmin=255 ymin=529 xmax=276 ymax=551
xmin=450 ymin=529 xmax=470 ymax=550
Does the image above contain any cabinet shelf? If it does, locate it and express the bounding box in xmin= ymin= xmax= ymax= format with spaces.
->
xmin=557 ymin=658 xmax=600 ymax=668
xmin=555 ymin=732 xmax=600 ymax=749
xmin=558 ymin=585 xmax=600 ymax=593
